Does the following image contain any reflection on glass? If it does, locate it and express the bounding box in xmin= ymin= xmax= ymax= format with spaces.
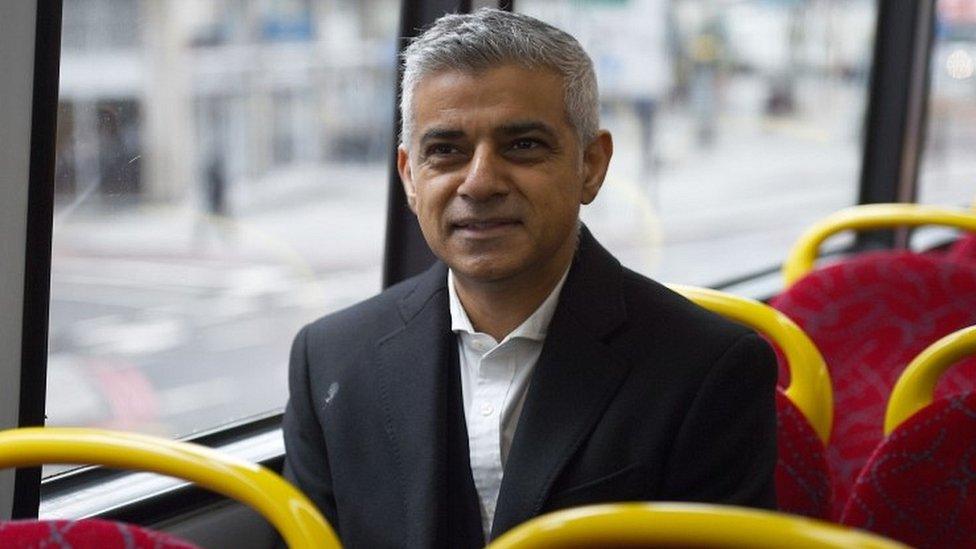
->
xmin=48 ymin=0 xmax=397 ymax=451
xmin=519 ymin=0 xmax=876 ymax=284
xmin=920 ymin=0 xmax=976 ymax=208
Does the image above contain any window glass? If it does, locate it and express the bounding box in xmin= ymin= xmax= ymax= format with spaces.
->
xmin=518 ymin=0 xmax=877 ymax=285
xmin=919 ymin=0 xmax=976 ymax=209
xmin=48 ymin=0 xmax=397 ymax=455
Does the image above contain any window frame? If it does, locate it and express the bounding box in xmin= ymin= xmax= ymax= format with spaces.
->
xmin=2 ymin=0 xmax=62 ymax=520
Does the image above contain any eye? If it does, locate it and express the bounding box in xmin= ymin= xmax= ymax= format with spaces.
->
xmin=510 ymin=138 xmax=542 ymax=151
xmin=506 ymin=138 xmax=550 ymax=161
xmin=425 ymin=143 xmax=460 ymax=157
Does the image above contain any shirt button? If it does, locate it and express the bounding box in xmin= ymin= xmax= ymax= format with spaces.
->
xmin=480 ymin=403 xmax=494 ymax=416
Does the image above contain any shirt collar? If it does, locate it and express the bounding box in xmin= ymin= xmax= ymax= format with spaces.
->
xmin=448 ymin=266 xmax=571 ymax=343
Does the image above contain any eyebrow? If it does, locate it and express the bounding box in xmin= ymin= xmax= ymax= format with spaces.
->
xmin=496 ymin=120 xmax=558 ymax=140
xmin=418 ymin=128 xmax=465 ymax=145
xmin=418 ymin=120 xmax=559 ymax=146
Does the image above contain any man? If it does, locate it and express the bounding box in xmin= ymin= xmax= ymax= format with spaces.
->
xmin=283 ymin=9 xmax=777 ymax=548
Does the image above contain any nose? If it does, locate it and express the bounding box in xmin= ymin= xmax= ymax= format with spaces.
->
xmin=457 ymin=145 xmax=509 ymax=202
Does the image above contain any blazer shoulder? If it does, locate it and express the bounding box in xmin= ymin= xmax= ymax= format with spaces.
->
xmin=614 ymin=266 xmax=777 ymax=416
xmin=619 ymin=267 xmax=754 ymax=346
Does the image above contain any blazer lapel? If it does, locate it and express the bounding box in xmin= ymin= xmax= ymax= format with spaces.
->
xmin=374 ymin=262 xmax=453 ymax=548
xmin=491 ymin=228 xmax=633 ymax=539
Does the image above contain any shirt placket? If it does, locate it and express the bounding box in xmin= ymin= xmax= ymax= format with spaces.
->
xmin=469 ymin=336 xmax=515 ymax=533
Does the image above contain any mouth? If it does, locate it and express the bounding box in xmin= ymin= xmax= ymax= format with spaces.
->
xmin=451 ymin=218 xmax=521 ymax=235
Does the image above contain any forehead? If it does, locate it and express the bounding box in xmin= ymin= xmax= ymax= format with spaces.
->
xmin=411 ymin=65 xmax=571 ymax=138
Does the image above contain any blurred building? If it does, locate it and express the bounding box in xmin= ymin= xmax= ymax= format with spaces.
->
xmin=55 ymin=0 xmax=397 ymax=205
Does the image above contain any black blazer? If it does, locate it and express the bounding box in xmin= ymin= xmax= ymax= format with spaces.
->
xmin=282 ymin=228 xmax=777 ymax=548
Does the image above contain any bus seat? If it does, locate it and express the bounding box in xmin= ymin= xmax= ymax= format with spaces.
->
xmin=0 ymin=518 xmax=199 ymax=548
xmin=485 ymin=502 xmax=908 ymax=548
xmin=841 ymin=326 xmax=976 ymax=549
xmin=773 ymin=204 xmax=976 ymax=515
xmin=0 ymin=427 xmax=340 ymax=549
xmin=669 ymin=285 xmax=833 ymax=518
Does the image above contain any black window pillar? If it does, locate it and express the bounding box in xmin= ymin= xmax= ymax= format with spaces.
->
xmin=856 ymin=0 xmax=936 ymax=250
xmin=14 ymin=0 xmax=62 ymax=519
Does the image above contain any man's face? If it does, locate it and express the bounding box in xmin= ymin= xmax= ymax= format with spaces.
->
xmin=398 ymin=64 xmax=611 ymax=286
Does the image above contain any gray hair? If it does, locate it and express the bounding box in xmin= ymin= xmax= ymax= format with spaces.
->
xmin=399 ymin=8 xmax=599 ymax=147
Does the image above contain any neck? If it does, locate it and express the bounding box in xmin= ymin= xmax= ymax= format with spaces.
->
xmin=453 ymin=249 xmax=574 ymax=342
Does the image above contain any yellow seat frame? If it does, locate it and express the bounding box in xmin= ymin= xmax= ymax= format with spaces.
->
xmin=0 ymin=427 xmax=340 ymax=549
xmin=487 ymin=502 xmax=908 ymax=548
xmin=884 ymin=325 xmax=976 ymax=434
xmin=782 ymin=203 xmax=976 ymax=286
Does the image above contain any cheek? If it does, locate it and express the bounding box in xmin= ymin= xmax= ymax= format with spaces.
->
xmin=537 ymin=185 xmax=583 ymax=234
xmin=414 ymin=184 xmax=451 ymax=228
xmin=534 ymin=180 xmax=582 ymax=215
xmin=416 ymin=201 xmax=439 ymax=229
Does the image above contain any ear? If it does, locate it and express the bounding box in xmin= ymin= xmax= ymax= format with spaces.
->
xmin=397 ymin=145 xmax=418 ymax=213
xmin=580 ymin=130 xmax=613 ymax=205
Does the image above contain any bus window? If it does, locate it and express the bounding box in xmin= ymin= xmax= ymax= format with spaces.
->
xmin=47 ymin=0 xmax=398 ymax=464
xmin=518 ymin=0 xmax=877 ymax=286
xmin=919 ymin=0 xmax=976 ymax=208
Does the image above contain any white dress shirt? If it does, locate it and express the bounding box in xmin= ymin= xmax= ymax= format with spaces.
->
xmin=447 ymin=268 xmax=570 ymax=540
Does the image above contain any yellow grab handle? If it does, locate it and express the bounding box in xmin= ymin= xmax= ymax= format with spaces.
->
xmin=884 ymin=326 xmax=976 ymax=435
xmin=782 ymin=204 xmax=976 ymax=286
xmin=487 ymin=502 xmax=909 ymax=548
xmin=0 ymin=428 xmax=340 ymax=549
xmin=670 ymin=284 xmax=833 ymax=444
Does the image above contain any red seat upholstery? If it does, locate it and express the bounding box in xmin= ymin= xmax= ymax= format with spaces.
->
xmin=841 ymin=392 xmax=976 ymax=549
xmin=775 ymin=391 xmax=832 ymax=519
xmin=947 ymin=233 xmax=976 ymax=266
xmin=0 ymin=518 xmax=200 ymax=548
xmin=771 ymin=251 xmax=976 ymax=515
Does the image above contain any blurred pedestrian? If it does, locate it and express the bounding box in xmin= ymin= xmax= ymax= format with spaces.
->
xmin=195 ymin=153 xmax=234 ymax=249
xmin=205 ymin=153 xmax=228 ymax=218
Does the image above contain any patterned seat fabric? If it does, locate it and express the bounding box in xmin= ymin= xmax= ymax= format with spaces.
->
xmin=946 ymin=233 xmax=976 ymax=266
xmin=771 ymin=251 xmax=976 ymax=516
xmin=841 ymin=393 xmax=976 ymax=549
xmin=775 ymin=391 xmax=832 ymax=519
xmin=0 ymin=519 xmax=201 ymax=549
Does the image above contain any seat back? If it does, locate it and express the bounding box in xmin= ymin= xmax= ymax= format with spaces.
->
xmin=486 ymin=502 xmax=908 ymax=548
xmin=772 ymin=251 xmax=976 ymax=513
xmin=841 ymin=327 xmax=976 ymax=548
xmin=669 ymin=285 xmax=833 ymax=518
xmin=0 ymin=427 xmax=340 ymax=549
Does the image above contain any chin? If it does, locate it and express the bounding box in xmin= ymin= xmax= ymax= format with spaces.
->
xmin=450 ymin=257 xmax=523 ymax=283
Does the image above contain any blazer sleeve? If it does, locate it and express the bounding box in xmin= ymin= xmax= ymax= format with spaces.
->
xmin=282 ymin=324 xmax=341 ymax=530
xmin=660 ymin=332 xmax=778 ymax=509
